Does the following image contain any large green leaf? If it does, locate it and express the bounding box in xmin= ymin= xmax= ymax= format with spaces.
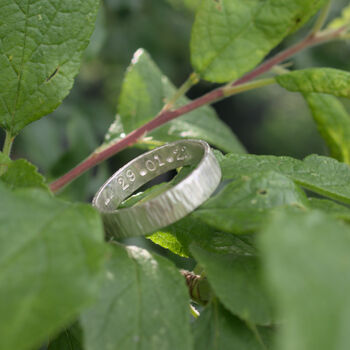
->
xmin=80 ymin=243 xmax=192 ymax=350
xmin=190 ymin=0 xmax=326 ymax=82
xmin=219 ymin=153 xmax=350 ymax=204
xmin=104 ymin=49 xmax=245 ymax=154
xmin=0 ymin=0 xmax=100 ymax=134
xmin=193 ymin=300 xmax=271 ymax=350
xmin=259 ymin=209 xmax=350 ymax=350
xmin=193 ymin=171 xmax=308 ymax=234
xmin=276 ymin=68 xmax=350 ymax=98
xmin=190 ymin=244 xmax=274 ymax=326
xmin=0 ymin=152 xmax=47 ymax=190
xmin=304 ymin=93 xmax=350 ymax=163
xmin=0 ymin=183 xmax=106 ymax=350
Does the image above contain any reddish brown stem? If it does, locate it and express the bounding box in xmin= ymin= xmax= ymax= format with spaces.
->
xmin=50 ymin=28 xmax=345 ymax=193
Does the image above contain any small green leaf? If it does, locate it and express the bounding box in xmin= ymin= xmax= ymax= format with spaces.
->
xmin=104 ymin=49 xmax=245 ymax=154
xmin=276 ymin=68 xmax=350 ymax=98
xmin=0 ymin=183 xmax=106 ymax=350
xmin=327 ymin=4 xmax=350 ymax=30
xmin=190 ymin=0 xmax=326 ymax=82
xmin=0 ymin=152 xmax=47 ymax=190
xmin=194 ymin=171 xmax=308 ymax=234
xmin=0 ymin=0 xmax=100 ymax=134
xmin=160 ymin=216 xmax=257 ymax=258
xmin=304 ymin=93 xmax=350 ymax=163
xmin=148 ymin=231 xmax=189 ymax=257
xmin=190 ymin=244 xmax=274 ymax=326
xmin=193 ymin=300 xmax=272 ymax=350
xmin=48 ymin=323 xmax=83 ymax=350
xmin=220 ymin=153 xmax=350 ymax=205
xmin=308 ymin=198 xmax=350 ymax=222
xmin=259 ymin=209 xmax=350 ymax=350
xmin=80 ymin=243 xmax=193 ymax=350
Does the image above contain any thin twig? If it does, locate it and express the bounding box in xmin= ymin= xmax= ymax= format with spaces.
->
xmin=162 ymin=72 xmax=200 ymax=111
xmin=50 ymin=26 xmax=346 ymax=193
xmin=0 ymin=131 xmax=15 ymax=175
xmin=310 ymin=0 xmax=332 ymax=36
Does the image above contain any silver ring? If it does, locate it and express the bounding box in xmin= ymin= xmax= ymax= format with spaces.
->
xmin=92 ymin=139 xmax=221 ymax=238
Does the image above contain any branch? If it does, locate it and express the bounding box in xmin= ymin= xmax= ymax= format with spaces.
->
xmin=309 ymin=0 xmax=332 ymax=36
xmin=50 ymin=26 xmax=346 ymax=193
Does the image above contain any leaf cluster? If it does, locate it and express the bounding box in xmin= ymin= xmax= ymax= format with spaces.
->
xmin=1 ymin=0 xmax=350 ymax=350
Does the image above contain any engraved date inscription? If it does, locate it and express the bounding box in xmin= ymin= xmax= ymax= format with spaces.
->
xmin=117 ymin=169 xmax=136 ymax=191
xmin=117 ymin=145 xmax=191 ymax=191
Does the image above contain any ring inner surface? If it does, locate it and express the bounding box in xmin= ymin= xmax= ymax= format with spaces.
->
xmin=96 ymin=141 xmax=204 ymax=212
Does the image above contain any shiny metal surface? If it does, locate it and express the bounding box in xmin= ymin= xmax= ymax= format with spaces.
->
xmin=92 ymin=139 xmax=222 ymax=238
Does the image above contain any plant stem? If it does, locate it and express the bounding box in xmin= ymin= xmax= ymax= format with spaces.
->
xmin=0 ymin=131 xmax=15 ymax=176
xmin=222 ymin=78 xmax=276 ymax=98
xmin=233 ymin=26 xmax=345 ymax=87
xmin=162 ymin=72 xmax=200 ymax=111
xmin=2 ymin=131 xmax=14 ymax=158
xmin=310 ymin=0 xmax=332 ymax=36
xmin=49 ymin=26 xmax=346 ymax=193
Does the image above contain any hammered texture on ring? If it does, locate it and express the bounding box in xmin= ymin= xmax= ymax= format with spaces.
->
xmin=92 ymin=139 xmax=222 ymax=238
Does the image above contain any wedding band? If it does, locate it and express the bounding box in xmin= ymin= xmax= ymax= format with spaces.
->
xmin=92 ymin=139 xmax=221 ymax=238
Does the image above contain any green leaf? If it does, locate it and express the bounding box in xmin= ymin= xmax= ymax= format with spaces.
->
xmin=190 ymin=244 xmax=274 ymax=326
xmin=308 ymin=197 xmax=350 ymax=222
xmin=304 ymin=93 xmax=350 ymax=163
xmin=259 ymin=209 xmax=350 ymax=350
xmin=327 ymin=4 xmax=350 ymax=30
xmin=104 ymin=49 xmax=245 ymax=154
xmin=80 ymin=243 xmax=193 ymax=350
xmin=193 ymin=171 xmax=308 ymax=234
xmin=159 ymin=216 xmax=257 ymax=258
xmin=276 ymin=68 xmax=350 ymax=98
xmin=166 ymin=0 xmax=200 ymax=12
xmin=219 ymin=153 xmax=350 ymax=205
xmin=0 ymin=0 xmax=100 ymax=134
xmin=0 ymin=152 xmax=47 ymax=190
xmin=119 ymin=163 xmax=260 ymax=255
xmin=148 ymin=231 xmax=189 ymax=257
xmin=190 ymin=0 xmax=326 ymax=82
xmin=193 ymin=300 xmax=272 ymax=350
xmin=48 ymin=323 xmax=83 ymax=350
xmin=0 ymin=183 xmax=105 ymax=350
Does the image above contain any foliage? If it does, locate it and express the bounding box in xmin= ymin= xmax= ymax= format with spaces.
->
xmin=0 ymin=0 xmax=350 ymax=349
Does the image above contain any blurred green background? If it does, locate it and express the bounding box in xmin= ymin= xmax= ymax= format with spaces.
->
xmin=4 ymin=0 xmax=350 ymax=202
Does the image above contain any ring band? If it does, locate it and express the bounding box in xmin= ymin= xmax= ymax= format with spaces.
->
xmin=92 ymin=139 xmax=222 ymax=238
